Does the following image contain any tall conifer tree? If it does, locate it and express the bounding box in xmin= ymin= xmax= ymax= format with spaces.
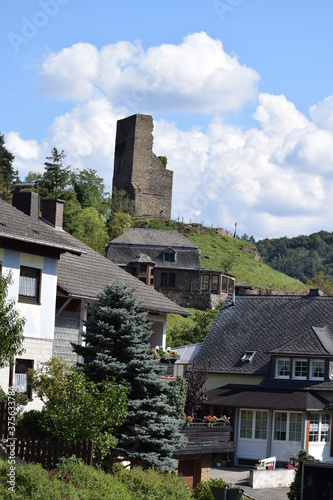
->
xmin=73 ymin=283 xmax=186 ymax=471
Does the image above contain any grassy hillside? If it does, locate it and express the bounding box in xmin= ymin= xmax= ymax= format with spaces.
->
xmin=134 ymin=219 xmax=307 ymax=294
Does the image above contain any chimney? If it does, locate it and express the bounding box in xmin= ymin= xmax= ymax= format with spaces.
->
xmin=41 ymin=199 xmax=65 ymax=229
xmin=308 ymin=289 xmax=323 ymax=297
xmin=12 ymin=191 xmax=39 ymax=221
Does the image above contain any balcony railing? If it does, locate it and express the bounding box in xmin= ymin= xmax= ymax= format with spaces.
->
xmin=176 ymin=422 xmax=235 ymax=456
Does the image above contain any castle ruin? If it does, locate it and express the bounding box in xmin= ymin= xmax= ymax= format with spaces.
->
xmin=112 ymin=114 xmax=173 ymax=219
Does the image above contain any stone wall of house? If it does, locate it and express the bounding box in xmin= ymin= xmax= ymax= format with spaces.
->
xmin=160 ymin=289 xmax=216 ymax=310
xmin=112 ymin=114 xmax=173 ymax=219
xmin=154 ymin=268 xmax=200 ymax=293
xmin=53 ymin=311 xmax=81 ymax=364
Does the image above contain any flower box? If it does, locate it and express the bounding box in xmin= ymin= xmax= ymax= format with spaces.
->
xmin=285 ymin=464 xmax=294 ymax=469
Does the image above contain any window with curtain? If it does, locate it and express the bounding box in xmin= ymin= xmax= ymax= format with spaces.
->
xmin=19 ymin=266 xmax=41 ymax=304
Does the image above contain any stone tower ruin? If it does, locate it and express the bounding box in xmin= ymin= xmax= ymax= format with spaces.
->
xmin=112 ymin=114 xmax=173 ymax=219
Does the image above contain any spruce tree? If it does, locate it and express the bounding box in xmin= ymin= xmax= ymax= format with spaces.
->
xmin=73 ymin=283 xmax=186 ymax=471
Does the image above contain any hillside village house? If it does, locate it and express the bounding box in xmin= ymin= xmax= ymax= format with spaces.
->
xmin=0 ymin=193 xmax=188 ymax=409
xmin=193 ymin=292 xmax=333 ymax=465
xmin=106 ymin=228 xmax=235 ymax=310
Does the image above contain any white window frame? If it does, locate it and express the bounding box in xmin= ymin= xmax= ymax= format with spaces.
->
xmin=273 ymin=411 xmax=302 ymax=443
xmin=275 ymin=358 xmax=291 ymax=379
xmin=309 ymin=359 xmax=325 ymax=380
xmin=239 ymin=409 xmax=268 ymax=441
xmin=309 ymin=413 xmax=331 ymax=442
xmin=292 ymin=358 xmax=308 ymax=380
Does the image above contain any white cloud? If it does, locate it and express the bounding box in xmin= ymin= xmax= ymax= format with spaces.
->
xmin=39 ymin=32 xmax=259 ymax=113
xmin=310 ymin=95 xmax=333 ymax=131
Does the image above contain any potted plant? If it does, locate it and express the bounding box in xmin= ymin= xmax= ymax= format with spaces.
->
xmin=184 ymin=415 xmax=193 ymax=427
xmin=213 ymin=452 xmax=228 ymax=467
xmin=209 ymin=478 xmax=227 ymax=500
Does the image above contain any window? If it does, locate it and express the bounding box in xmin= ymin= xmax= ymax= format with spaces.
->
xmin=222 ymin=276 xmax=228 ymax=292
xmin=240 ymin=410 xmax=253 ymax=439
xmin=293 ymin=359 xmax=308 ymax=379
xmin=202 ymin=274 xmax=210 ymax=290
xmin=274 ymin=412 xmax=287 ymax=440
xmin=228 ymin=279 xmax=234 ymax=293
xmin=19 ymin=266 xmax=41 ymax=304
xmin=273 ymin=412 xmax=302 ymax=442
xmin=163 ymin=250 xmax=175 ymax=262
xmin=289 ymin=413 xmax=302 ymax=441
xmin=255 ymin=411 xmax=268 ymax=440
xmin=276 ymin=358 xmax=290 ymax=378
xmin=310 ymin=360 xmax=325 ymax=380
xmin=240 ymin=410 xmax=268 ymax=440
xmin=161 ymin=272 xmax=175 ymax=287
xmin=169 ymin=273 xmax=176 ymax=287
xmin=140 ymin=264 xmax=147 ymax=272
xmin=211 ymin=275 xmax=219 ymax=292
xmin=14 ymin=359 xmax=33 ymax=399
xmin=309 ymin=413 xmax=331 ymax=442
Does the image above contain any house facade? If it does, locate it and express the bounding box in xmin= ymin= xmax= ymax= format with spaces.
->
xmin=106 ymin=228 xmax=235 ymax=309
xmin=194 ymin=291 xmax=333 ymax=465
xmin=0 ymin=193 xmax=189 ymax=408
xmin=0 ymin=193 xmax=82 ymax=409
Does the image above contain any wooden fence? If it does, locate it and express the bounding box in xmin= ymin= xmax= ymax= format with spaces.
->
xmin=0 ymin=402 xmax=94 ymax=469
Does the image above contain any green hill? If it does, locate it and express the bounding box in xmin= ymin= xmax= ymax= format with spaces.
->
xmin=133 ymin=219 xmax=307 ymax=294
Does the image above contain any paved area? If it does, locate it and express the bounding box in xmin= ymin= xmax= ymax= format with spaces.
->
xmin=210 ymin=466 xmax=290 ymax=500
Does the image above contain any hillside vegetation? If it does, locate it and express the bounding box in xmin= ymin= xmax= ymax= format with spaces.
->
xmin=257 ymin=231 xmax=333 ymax=284
xmin=134 ymin=219 xmax=307 ymax=294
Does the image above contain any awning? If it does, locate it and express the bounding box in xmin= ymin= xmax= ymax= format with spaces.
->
xmin=206 ymin=385 xmax=331 ymax=411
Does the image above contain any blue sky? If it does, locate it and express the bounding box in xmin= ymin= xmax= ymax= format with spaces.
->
xmin=1 ymin=0 xmax=333 ymax=240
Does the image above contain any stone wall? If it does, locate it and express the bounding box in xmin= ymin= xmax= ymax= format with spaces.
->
xmin=112 ymin=114 xmax=173 ymax=219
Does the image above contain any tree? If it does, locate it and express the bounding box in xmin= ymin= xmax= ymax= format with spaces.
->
xmin=306 ymin=273 xmax=333 ymax=295
xmin=73 ymin=283 xmax=187 ymax=471
xmin=110 ymin=187 xmax=135 ymax=216
xmin=70 ymin=168 xmax=109 ymax=216
xmin=167 ymin=302 xmax=223 ymax=347
xmin=184 ymin=362 xmax=208 ymax=419
xmin=0 ymin=133 xmax=18 ymax=202
xmin=0 ymin=271 xmax=25 ymax=368
xmin=26 ymin=358 xmax=128 ymax=463
xmin=73 ymin=206 xmax=109 ymax=255
xmin=108 ymin=212 xmax=132 ymax=240
xmin=41 ymin=148 xmax=70 ymax=197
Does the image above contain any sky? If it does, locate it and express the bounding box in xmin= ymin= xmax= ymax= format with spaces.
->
xmin=1 ymin=0 xmax=333 ymax=241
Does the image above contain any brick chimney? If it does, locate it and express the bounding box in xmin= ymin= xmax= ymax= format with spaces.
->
xmin=41 ymin=199 xmax=65 ymax=229
xmin=12 ymin=191 xmax=39 ymax=221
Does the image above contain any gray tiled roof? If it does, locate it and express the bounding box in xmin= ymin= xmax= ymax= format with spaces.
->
xmin=0 ymin=198 xmax=82 ymax=255
xmin=107 ymin=229 xmax=201 ymax=270
xmin=206 ymin=385 xmax=330 ymax=410
xmin=56 ymin=230 xmax=189 ymax=316
xmin=195 ymin=293 xmax=333 ymax=380
xmin=110 ymin=228 xmax=198 ymax=247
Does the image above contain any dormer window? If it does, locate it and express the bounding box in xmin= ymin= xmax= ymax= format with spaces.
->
xmin=163 ymin=249 xmax=175 ymax=262
xmin=276 ymin=358 xmax=290 ymax=379
xmin=310 ymin=360 xmax=325 ymax=380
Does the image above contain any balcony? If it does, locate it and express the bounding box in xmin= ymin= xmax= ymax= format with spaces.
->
xmin=176 ymin=422 xmax=234 ymax=456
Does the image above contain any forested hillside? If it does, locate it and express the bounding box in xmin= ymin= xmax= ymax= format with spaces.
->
xmin=257 ymin=232 xmax=333 ymax=285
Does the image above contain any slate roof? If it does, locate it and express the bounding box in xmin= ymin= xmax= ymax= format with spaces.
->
xmin=195 ymin=293 xmax=333 ymax=383
xmin=55 ymin=229 xmax=190 ymax=316
xmin=206 ymin=385 xmax=330 ymax=411
xmin=0 ymin=198 xmax=82 ymax=255
xmin=107 ymin=228 xmax=201 ymax=270
xmin=110 ymin=228 xmax=198 ymax=247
